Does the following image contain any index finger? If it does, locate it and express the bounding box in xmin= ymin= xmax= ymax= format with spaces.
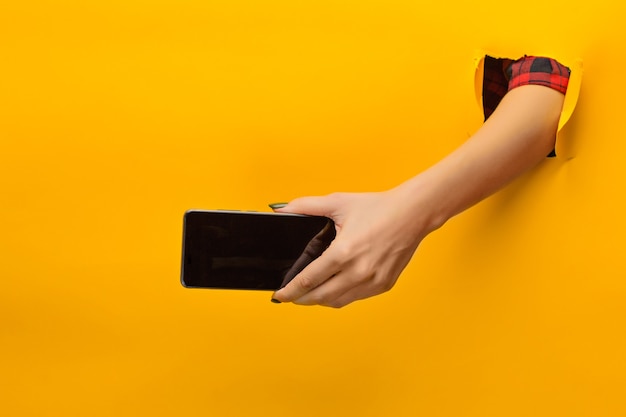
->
xmin=278 ymin=221 xmax=336 ymax=288
xmin=272 ymin=247 xmax=340 ymax=303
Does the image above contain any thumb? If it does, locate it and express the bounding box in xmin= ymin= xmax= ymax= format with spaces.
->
xmin=274 ymin=195 xmax=339 ymax=218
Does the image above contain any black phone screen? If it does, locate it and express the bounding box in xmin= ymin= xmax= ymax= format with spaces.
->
xmin=181 ymin=210 xmax=336 ymax=290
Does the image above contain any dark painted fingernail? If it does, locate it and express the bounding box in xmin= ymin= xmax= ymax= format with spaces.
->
xmin=271 ymin=298 xmax=282 ymax=304
xmin=269 ymin=202 xmax=288 ymax=210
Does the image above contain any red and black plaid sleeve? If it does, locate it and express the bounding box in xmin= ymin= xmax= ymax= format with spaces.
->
xmin=482 ymin=55 xmax=514 ymax=121
xmin=507 ymin=56 xmax=570 ymax=95
xmin=482 ymin=55 xmax=571 ymax=157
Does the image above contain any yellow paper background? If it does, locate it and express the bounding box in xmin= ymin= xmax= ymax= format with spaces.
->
xmin=1 ymin=1 xmax=625 ymax=416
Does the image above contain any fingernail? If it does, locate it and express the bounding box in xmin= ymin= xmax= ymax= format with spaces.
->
xmin=269 ymin=202 xmax=288 ymax=210
xmin=271 ymin=298 xmax=282 ymax=304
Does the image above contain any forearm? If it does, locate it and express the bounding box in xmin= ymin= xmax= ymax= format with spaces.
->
xmin=272 ymin=77 xmax=569 ymax=307
xmin=392 ymin=84 xmax=565 ymax=236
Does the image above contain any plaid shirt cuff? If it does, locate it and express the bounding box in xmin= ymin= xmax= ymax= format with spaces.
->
xmin=507 ymin=56 xmax=570 ymax=95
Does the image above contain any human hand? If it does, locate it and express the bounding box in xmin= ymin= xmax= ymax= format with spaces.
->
xmin=271 ymin=190 xmax=431 ymax=308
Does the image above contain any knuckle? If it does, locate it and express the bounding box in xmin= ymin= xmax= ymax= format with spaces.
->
xmin=297 ymin=275 xmax=317 ymax=291
xmin=375 ymin=277 xmax=395 ymax=293
xmin=329 ymin=241 xmax=353 ymax=263
xmin=380 ymin=282 xmax=393 ymax=293
xmin=353 ymin=263 xmax=373 ymax=282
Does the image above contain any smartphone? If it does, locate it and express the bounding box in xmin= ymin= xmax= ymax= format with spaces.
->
xmin=181 ymin=210 xmax=336 ymax=290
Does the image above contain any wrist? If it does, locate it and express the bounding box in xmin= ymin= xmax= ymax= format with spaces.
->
xmin=387 ymin=173 xmax=451 ymax=240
